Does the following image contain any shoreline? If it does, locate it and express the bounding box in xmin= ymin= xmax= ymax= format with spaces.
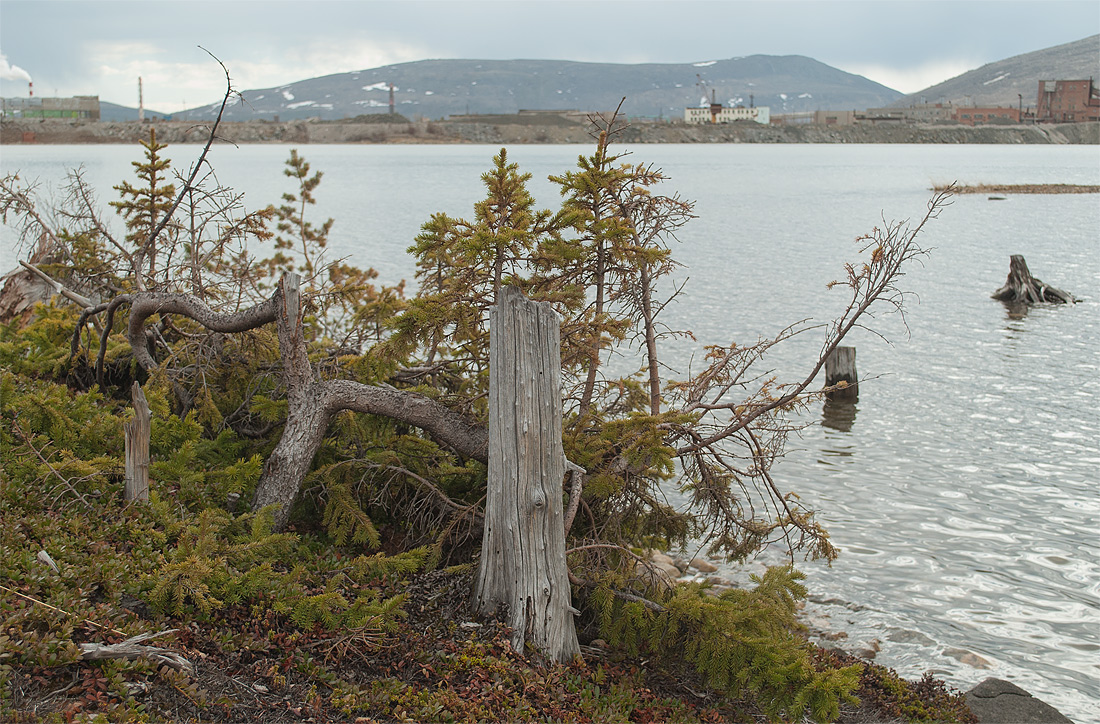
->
xmin=2 ymin=118 xmax=1098 ymax=146
xmin=654 ymin=551 xmax=1078 ymax=723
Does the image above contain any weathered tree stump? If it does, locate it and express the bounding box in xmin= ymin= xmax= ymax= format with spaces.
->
xmin=992 ymin=255 xmax=1075 ymax=304
xmin=124 ymin=382 xmax=151 ymax=502
xmin=824 ymin=346 xmax=858 ymax=401
xmin=474 ymin=286 xmax=580 ymax=663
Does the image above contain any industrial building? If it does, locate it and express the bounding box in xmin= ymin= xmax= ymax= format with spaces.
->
xmin=684 ymin=102 xmax=770 ymax=125
xmin=1035 ymin=79 xmax=1100 ymax=123
xmin=1 ymin=95 xmax=101 ymax=121
xmin=954 ymin=107 xmax=1021 ymax=126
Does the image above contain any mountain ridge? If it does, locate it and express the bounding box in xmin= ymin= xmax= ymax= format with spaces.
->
xmin=95 ymin=36 xmax=1099 ymax=122
xmin=891 ymin=34 xmax=1099 ymax=109
xmin=174 ymin=54 xmax=903 ymax=121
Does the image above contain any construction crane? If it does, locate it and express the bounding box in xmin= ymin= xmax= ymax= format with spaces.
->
xmin=696 ymin=73 xmax=722 ymax=123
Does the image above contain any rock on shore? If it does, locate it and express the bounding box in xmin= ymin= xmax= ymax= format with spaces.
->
xmin=2 ymin=118 xmax=1097 ymax=146
xmin=965 ymin=678 xmax=1075 ymax=723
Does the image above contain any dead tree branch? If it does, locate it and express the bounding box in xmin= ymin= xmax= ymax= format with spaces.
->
xmin=85 ymin=273 xmax=488 ymax=530
xmin=675 ymin=187 xmax=950 ymax=457
xmin=18 ymin=260 xmax=95 ymax=308
xmin=145 ymin=48 xmax=237 ymax=259
xmin=79 ymin=630 xmax=192 ymax=673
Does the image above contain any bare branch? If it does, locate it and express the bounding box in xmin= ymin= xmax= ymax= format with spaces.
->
xmin=18 ymin=260 xmax=94 ymax=308
xmin=676 ymin=188 xmax=950 ymax=456
xmin=145 ymin=48 xmax=238 ymax=255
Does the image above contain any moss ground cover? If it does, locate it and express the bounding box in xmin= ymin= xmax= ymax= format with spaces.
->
xmin=0 ymin=363 xmax=974 ymax=722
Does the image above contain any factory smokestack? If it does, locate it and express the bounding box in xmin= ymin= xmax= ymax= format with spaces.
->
xmin=28 ymin=81 xmax=33 ymax=98
xmin=139 ymin=77 xmax=144 ymax=122
xmin=389 ymin=83 xmax=394 ymax=115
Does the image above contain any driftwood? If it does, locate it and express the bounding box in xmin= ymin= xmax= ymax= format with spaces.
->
xmin=474 ymin=286 xmax=580 ymax=663
xmin=992 ymin=255 xmax=1075 ymax=304
xmin=79 ymin=630 xmax=192 ymax=672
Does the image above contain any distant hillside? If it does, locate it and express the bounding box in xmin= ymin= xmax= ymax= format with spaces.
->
xmin=99 ymin=101 xmax=172 ymax=122
xmin=172 ymin=56 xmax=903 ymax=122
xmin=895 ymin=35 xmax=1099 ymax=109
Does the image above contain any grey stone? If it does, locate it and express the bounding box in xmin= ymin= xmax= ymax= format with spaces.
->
xmin=943 ymin=646 xmax=993 ymax=669
xmin=886 ymin=628 xmax=936 ymax=647
xmin=689 ymin=557 xmax=718 ymax=573
xmin=965 ymin=678 xmax=1074 ymax=723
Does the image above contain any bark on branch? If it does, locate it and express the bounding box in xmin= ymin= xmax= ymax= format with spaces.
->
xmin=91 ymin=272 xmax=488 ymax=530
xmin=18 ymin=260 xmax=95 ymax=308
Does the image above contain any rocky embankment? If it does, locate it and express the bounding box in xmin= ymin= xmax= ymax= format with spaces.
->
xmin=2 ymin=118 xmax=1097 ymax=146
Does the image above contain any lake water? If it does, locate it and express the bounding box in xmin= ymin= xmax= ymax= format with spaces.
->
xmin=3 ymin=142 xmax=1098 ymax=722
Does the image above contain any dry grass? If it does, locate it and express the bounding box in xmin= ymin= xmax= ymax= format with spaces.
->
xmin=933 ymin=183 xmax=1100 ymax=194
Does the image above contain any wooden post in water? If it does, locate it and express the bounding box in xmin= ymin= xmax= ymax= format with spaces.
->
xmin=825 ymin=346 xmax=858 ymax=402
xmin=124 ymin=381 xmax=151 ymax=502
xmin=474 ymin=286 xmax=580 ymax=663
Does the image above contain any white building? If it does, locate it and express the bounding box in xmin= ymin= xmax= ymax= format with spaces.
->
xmin=684 ymin=104 xmax=770 ymax=125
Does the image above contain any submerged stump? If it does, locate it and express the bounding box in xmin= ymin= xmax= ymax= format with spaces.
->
xmin=992 ymin=255 xmax=1075 ymax=304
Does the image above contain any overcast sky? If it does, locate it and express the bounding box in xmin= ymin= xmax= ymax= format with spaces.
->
xmin=2 ymin=0 xmax=1097 ymax=113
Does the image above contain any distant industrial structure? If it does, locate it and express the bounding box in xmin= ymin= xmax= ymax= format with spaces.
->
xmin=772 ymin=79 xmax=1098 ymax=128
xmin=684 ymin=103 xmax=770 ymax=125
xmin=684 ymin=90 xmax=770 ymax=125
xmin=1035 ymin=79 xmax=1099 ymax=123
xmin=1 ymin=94 xmax=101 ymax=121
xmin=685 ymin=74 xmax=770 ymax=125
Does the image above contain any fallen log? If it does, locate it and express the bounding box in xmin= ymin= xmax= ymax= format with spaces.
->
xmin=991 ymin=255 xmax=1075 ymax=304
